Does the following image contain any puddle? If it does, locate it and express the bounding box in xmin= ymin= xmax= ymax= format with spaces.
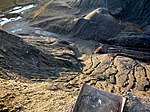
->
xmin=8 ymin=4 xmax=35 ymax=14
xmin=0 ymin=4 xmax=35 ymax=26
xmin=0 ymin=16 xmax=22 ymax=26
xmin=11 ymin=28 xmax=23 ymax=33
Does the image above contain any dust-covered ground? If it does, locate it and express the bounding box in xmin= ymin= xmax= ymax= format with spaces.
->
xmin=0 ymin=0 xmax=150 ymax=112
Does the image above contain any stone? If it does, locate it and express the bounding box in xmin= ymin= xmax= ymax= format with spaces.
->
xmin=72 ymin=84 xmax=126 ymax=112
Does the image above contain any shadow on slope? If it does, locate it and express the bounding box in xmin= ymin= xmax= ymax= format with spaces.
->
xmin=0 ymin=29 xmax=81 ymax=80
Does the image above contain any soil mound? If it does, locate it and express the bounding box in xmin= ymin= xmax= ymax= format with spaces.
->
xmin=0 ymin=29 xmax=80 ymax=79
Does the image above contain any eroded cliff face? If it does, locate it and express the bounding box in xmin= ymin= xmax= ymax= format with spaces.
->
xmin=72 ymin=0 xmax=150 ymax=28
xmin=106 ymin=0 xmax=150 ymax=27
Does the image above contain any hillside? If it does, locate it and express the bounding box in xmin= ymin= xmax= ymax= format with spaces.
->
xmin=0 ymin=0 xmax=150 ymax=112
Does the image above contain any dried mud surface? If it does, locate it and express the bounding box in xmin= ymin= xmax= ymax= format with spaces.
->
xmin=0 ymin=0 xmax=150 ymax=112
xmin=0 ymin=29 xmax=150 ymax=112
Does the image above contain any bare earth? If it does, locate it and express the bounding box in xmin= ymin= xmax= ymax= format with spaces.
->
xmin=0 ymin=0 xmax=150 ymax=112
xmin=0 ymin=30 xmax=150 ymax=112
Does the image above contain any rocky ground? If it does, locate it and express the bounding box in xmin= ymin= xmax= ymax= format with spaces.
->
xmin=0 ymin=0 xmax=150 ymax=112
